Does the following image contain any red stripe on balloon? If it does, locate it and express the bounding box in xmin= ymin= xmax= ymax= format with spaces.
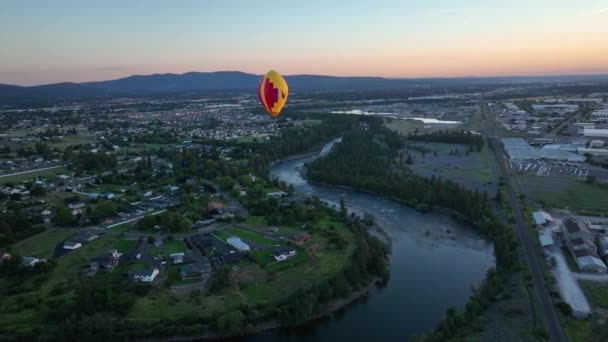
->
xmin=264 ymin=78 xmax=276 ymax=112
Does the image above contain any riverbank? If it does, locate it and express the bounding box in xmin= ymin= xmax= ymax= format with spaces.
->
xmin=165 ymin=278 xmax=383 ymax=341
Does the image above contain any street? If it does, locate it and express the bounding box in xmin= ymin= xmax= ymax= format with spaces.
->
xmin=483 ymin=104 xmax=568 ymax=342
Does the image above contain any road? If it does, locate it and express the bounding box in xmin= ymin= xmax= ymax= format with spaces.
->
xmin=483 ymin=104 xmax=568 ymax=342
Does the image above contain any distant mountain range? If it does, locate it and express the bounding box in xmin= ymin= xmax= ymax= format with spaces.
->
xmin=1 ymin=71 xmax=608 ymax=105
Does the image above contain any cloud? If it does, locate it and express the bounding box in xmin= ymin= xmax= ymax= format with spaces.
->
xmin=95 ymin=66 xmax=126 ymax=71
xmin=583 ymin=7 xmax=608 ymax=15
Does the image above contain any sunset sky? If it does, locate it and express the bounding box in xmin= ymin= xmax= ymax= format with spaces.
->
xmin=1 ymin=0 xmax=608 ymax=85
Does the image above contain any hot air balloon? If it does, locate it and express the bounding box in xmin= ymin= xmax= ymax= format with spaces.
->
xmin=257 ymin=70 xmax=288 ymax=117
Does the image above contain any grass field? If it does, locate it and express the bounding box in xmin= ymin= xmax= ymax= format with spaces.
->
xmin=0 ymin=167 xmax=68 ymax=184
xmin=215 ymin=227 xmax=276 ymax=245
xmin=49 ymin=135 xmax=96 ymax=148
xmin=115 ymin=239 xmax=136 ymax=253
xmin=517 ymin=175 xmax=608 ymax=214
xmin=385 ymin=119 xmax=424 ymax=134
xmin=563 ymin=316 xmax=590 ymax=342
xmin=146 ymin=240 xmax=186 ymax=257
xmin=12 ymin=229 xmax=74 ymax=259
xmin=581 ymin=281 xmax=608 ymax=308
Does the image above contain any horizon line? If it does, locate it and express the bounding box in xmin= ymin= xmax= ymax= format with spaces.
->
xmin=3 ymin=70 xmax=608 ymax=88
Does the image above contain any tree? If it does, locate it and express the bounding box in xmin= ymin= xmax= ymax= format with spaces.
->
xmin=217 ymin=310 xmax=245 ymax=334
xmin=30 ymin=186 xmax=47 ymax=196
xmin=93 ymin=200 xmax=117 ymax=221
xmin=52 ymin=206 xmax=74 ymax=226
xmin=586 ymin=175 xmax=597 ymax=184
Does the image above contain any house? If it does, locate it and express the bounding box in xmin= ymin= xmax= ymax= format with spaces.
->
xmin=207 ymin=202 xmax=225 ymax=211
xmin=180 ymin=262 xmax=211 ymax=280
xmin=128 ymin=268 xmax=159 ymax=282
xmin=41 ymin=209 xmax=52 ymax=223
xmin=90 ymin=249 xmax=120 ymax=271
xmin=573 ymin=249 xmax=607 ymax=273
xmin=538 ymin=230 xmax=554 ymax=247
xmin=68 ymin=201 xmax=86 ymax=215
xmin=286 ymin=232 xmax=310 ymax=245
xmin=170 ymin=252 xmax=185 ymax=264
xmin=1 ymin=251 xmax=12 ymax=264
xmin=562 ymin=218 xmax=592 ymax=240
xmin=22 ymin=257 xmax=45 ymax=267
xmin=192 ymin=219 xmax=216 ymax=228
xmin=270 ymin=245 xmax=297 ymax=262
xmin=72 ymin=231 xmax=99 ymax=243
xmin=267 ymin=191 xmax=287 ymax=198
xmin=154 ymin=235 xmax=164 ymax=247
xmin=227 ymin=236 xmax=250 ymax=252
xmin=63 ymin=241 xmax=83 ymax=250
xmin=597 ymin=236 xmax=608 ymax=257
xmin=532 ymin=211 xmax=553 ymax=226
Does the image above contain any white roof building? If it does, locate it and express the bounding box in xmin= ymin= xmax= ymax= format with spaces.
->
xmin=63 ymin=241 xmax=82 ymax=250
xmin=539 ymin=230 xmax=554 ymax=247
xmin=128 ymin=268 xmax=159 ymax=282
xmin=532 ymin=211 xmax=553 ymax=226
xmin=227 ymin=236 xmax=250 ymax=252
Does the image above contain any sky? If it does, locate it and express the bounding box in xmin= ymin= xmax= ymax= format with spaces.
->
xmin=1 ymin=0 xmax=608 ymax=86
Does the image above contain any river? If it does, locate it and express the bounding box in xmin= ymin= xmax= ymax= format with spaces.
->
xmin=250 ymin=139 xmax=495 ymax=341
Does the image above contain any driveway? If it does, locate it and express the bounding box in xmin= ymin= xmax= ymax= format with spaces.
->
xmin=546 ymin=245 xmax=591 ymax=317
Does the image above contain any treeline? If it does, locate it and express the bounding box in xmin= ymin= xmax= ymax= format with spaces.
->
xmin=0 ymin=212 xmax=43 ymax=246
xmin=306 ymin=123 xmax=519 ymax=340
xmin=136 ymin=211 xmax=192 ymax=233
xmin=246 ymin=115 xmax=365 ymax=175
xmin=68 ymin=151 xmax=117 ymax=171
xmin=408 ymin=129 xmax=484 ymax=151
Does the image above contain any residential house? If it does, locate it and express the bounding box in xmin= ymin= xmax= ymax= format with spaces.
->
xmin=63 ymin=241 xmax=82 ymax=250
xmin=68 ymin=201 xmax=86 ymax=215
xmin=207 ymin=202 xmax=225 ymax=211
xmin=154 ymin=235 xmax=164 ymax=247
xmin=598 ymin=236 xmax=608 ymax=257
xmin=562 ymin=218 xmax=593 ymax=240
xmin=1 ymin=251 xmax=12 ymax=264
xmin=574 ymin=249 xmax=607 ymax=273
xmin=286 ymin=232 xmax=310 ymax=245
xmin=532 ymin=211 xmax=553 ymax=226
xmin=22 ymin=257 xmax=45 ymax=267
xmin=180 ymin=262 xmax=211 ymax=280
xmin=227 ymin=236 xmax=250 ymax=252
xmin=72 ymin=231 xmax=100 ymax=243
xmin=90 ymin=249 xmax=120 ymax=271
xmin=128 ymin=268 xmax=159 ymax=282
xmin=170 ymin=252 xmax=185 ymax=264
xmin=270 ymin=245 xmax=296 ymax=262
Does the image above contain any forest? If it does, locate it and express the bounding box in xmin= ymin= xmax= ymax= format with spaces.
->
xmin=306 ymin=121 xmax=520 ymax=341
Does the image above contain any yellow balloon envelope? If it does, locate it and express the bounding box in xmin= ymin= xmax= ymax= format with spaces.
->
xmin=257 ymin=70 xmax=288 ymax=117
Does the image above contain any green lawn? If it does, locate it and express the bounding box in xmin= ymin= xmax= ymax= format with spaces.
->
xmin=580 ymin=281 xmax=608 ymax=308
xmin=515 ymin=175 xmax=608 ymax=215
xmin=215 ymin=227 xmax=276 ymax=245
xmin=0 ymin=167 xmax=68 ymax=184
xmin=49 ymin=135 xmax=97 ymax=148
xmin=563 ymin=316 xmax=590 ymax=342
xmin=264 ymin=250 xmax=309 ymax=273
xmin=115 ymin=239 xmax=136 ymax=253
xmin=146 ymin=240 xmax=186 ymax=257
xmin=250 ymin=249 xmax=275 ymax=266
xmin=12 ymin=230 xmax=74 ymax=259
xmin=108 ymin=223 xmax=130 ymax=233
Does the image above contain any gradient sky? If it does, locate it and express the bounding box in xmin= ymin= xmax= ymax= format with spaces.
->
xmin=1 ymin=0 xmax=608 ymax=85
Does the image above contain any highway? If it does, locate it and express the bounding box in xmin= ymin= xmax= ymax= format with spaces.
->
xmin=482 ymin=104 xmax=568 ymax=342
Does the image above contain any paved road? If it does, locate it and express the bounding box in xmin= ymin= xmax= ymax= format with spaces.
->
xmin=483 ymin=104 xmax=568 ymax=342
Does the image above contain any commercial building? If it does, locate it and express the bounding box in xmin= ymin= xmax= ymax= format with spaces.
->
xmin=501 ymin=138 xmax=585 ymax=162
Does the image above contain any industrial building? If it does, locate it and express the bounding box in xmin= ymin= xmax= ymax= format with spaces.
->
xmin=501 ymin=138 xmax=585 ymax=162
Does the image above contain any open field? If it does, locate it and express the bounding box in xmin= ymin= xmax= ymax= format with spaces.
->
xmin=409 ymin=143 xmax=496 ymax=193
xmin=146 ymin=239 xmax=186 ymax=256
xmin=385 ymin=119 xmax=424 ymax=134
xmin=12 ymin=229 xmax=74 ymax=259
xmin=515 ymin=175 xmax=608 ymax=215
xmin=215 ymin=227 xmax=276 ymax=245
xmin=115 ymin=239 xmax=136 ymax=253
xmin=0 ymin=167 xmax=69 ymax=184
xmin=48 ymin=135 xmax=96 ymax=148
xmin=580 ymin=281 xmax=608 ymax=308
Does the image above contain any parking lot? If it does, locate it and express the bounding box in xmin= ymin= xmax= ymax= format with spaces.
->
xmin=508 ymin=159 xmax=608 ymax=180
